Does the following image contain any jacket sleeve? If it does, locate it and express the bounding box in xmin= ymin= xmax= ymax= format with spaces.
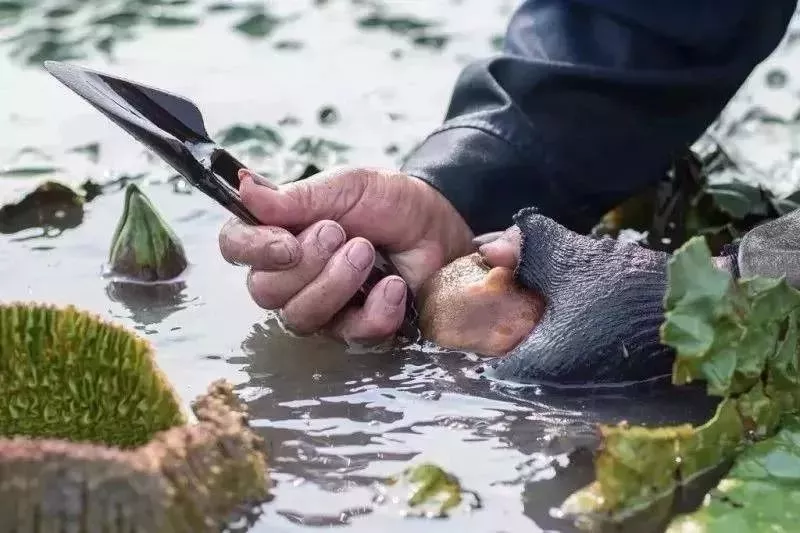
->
xmin=400 ymin=0 xmax=796 ymax=235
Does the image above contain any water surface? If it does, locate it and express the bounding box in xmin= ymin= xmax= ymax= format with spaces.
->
xmin=2 ymin=2 xmax=800 ymax=531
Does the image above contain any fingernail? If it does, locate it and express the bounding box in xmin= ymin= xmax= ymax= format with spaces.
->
xmin=318 ymin=223 xmax=345 ymax=253
xmin=239 ymin=168 xmax=278 ymax=190
xmin=472 ymin=231 xmax=504 ymax=248
xmin=346 ymin=240 xmax=374 ymax=271
xmin=269 ymin=240 xmax=294 ymax=264
xmin=383 ymin=278 xmax=406 ymax=305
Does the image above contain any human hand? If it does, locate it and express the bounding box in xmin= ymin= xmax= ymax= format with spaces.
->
xmin=417 ymin=251 xmax=545 ymax=355
xmin=218 ymin=167 xmax=474 ymax=341
xmin=477 ymin=210 xmax=675 ymax=386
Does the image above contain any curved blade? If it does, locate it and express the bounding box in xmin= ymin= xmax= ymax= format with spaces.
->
xmin=44 ymin=60 xmax=211 ymax=144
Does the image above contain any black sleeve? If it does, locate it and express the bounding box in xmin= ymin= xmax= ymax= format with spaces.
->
xmin=401 ymin=0 xmax=796 ymax=235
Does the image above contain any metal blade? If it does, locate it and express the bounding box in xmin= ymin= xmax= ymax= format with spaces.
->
xmin=44 ymin=61 xmax=211 ymax=144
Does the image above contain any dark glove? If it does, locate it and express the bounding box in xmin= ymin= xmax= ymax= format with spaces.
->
xmin=481 ymin=207 xmax=800 ymax=387
xmin=737 ymin=207 xmax=800 ymax=287
xmin=480 ymin=208 xmax=675 ymax=387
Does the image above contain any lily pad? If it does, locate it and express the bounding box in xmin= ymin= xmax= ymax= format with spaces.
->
xmin=0 ymin=303 xmax=270 ymax=532
xmin=108 ymin=183 xmax=188 ymax=282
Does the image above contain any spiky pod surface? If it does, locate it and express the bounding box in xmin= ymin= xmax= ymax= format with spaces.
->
xmin=0 ymin=304 xmax=270 ymax=533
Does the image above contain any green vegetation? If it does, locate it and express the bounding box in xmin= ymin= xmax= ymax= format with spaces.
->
xmin=0 ymin=302 xmax=270 ymax=532
xmin=560 ymin=236 xmax=800 ymax=531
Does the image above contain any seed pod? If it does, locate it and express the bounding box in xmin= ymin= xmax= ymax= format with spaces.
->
xmin=0 ymin=303 xmax=270 ymax=532
xmin=108 ymin=183 xmax=188 ymax=281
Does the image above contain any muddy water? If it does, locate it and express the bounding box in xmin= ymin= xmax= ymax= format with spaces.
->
xmin=1 ymin=1 xmax=800 ymax=531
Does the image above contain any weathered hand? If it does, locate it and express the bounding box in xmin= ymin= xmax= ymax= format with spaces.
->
xmin=218 ymin=167 xmax=474 ymax=341
xmin=477 ymin=209 xmax=674 ymax=387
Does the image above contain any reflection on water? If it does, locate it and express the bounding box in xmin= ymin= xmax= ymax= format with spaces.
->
xmin=105 ymin=279 xmax=194 ymax=331
xmin=233 ymin=317 xmax=719 ymax=531
xmin=2 ymin=0 xmax=800 ymax=531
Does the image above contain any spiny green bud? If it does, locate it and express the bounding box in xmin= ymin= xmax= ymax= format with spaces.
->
xmin=108 ymin=183 xmax=188 ymax=281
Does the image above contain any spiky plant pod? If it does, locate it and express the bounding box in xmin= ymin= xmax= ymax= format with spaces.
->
xmin=0 ymin=303 xmax=270 ymax=533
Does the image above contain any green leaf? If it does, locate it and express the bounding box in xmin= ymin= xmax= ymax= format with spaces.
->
xmin=559 ymin=399 xmax=744 ymax=526
xmin=216 ymin=123 xmax=284 ymax=153
xmin=233 ymin=10 xmax=282 ymax=38
xmin=667 ymin=415 xmax=800 ymax=532
xmin=563 ymin=237 xmax=800 ymax=530
xmin=706 ymin=182 xmax=766 ymax=219
xmin=662 ymin=237 xmax=800 ymax=395
xmin=379 ymin=463 xmax=479 ymax=518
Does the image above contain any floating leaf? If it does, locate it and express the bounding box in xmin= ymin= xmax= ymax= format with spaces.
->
xmin=0 ymin=165 xmax=60 ymax=177
xmin=318 ymin=105 xmax=339 ymax=125
xmin=149 ymin=13 xmax=198 ymax=26
xmin=357 ymin=13 xmax=434 ymax=34
xmin=663 ymin=237 xmax=800 ymax=396
xmin=216 ymin=123 xmax=284 ymax=156
xmin=108 ymin=183 xmax=188 ymax=281
xmin=411 ymin=33 xmax=448 ymax=50
xmin=0 ymin=180 xmax=83 ymax=235
xmin=69 ymin=141 xmax=100 ymax=163
xmin=0 ymin=303 xmax=270 ymax=532
xmin=280 ymin=136 xmax=350 ymax=181
xmin=274 ymin=39 xmax=303 ymax=50
xmin=234 ymin=9 xmax=282 ymax=38
xmin=377 ymin=462 xmax=480 ymax=518
xmin=0 ymin=0 xmax=23 ymax=26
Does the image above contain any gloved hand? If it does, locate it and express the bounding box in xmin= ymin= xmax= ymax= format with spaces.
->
xmin=477 ymin=208 xmax=675 ymax=386
xmin=476 ymin=207 xmax=800 ymax=387
xmin=736 ymin=207 xmax=800 ymax=286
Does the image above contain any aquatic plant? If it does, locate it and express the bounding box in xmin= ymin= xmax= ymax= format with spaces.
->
xmin=560 ymin=236 xmax=800 ymax=531
xmin=592 ymin=148 xmax=800 ymax=254
xmin=0 ymin=180 xmax=84 ymax=236
xmin=215 ymin=122 xmax=350 ymax=182
xmin=0 ymin=302 xmax=270 ymax=532
xmin=108 ymin=183 xmax=188 ymax=282
xmin=375 ymin=462 xmax=480 ymax=518
xmin=0 ymin=0 xmax=265 ymax=65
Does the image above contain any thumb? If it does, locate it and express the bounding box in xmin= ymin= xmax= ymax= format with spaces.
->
xmin=511 ymin=208 xmax=578 ymax=296
xmin=478 ymin=227 xmax=521 ymax=268
xmin=238 ymin=167 xmax=368 ymax=231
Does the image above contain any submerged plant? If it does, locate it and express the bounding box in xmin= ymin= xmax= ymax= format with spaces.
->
xmin=375 ymin=462 xmax=480 ymax=518
xmin=560 ymin=237 xmax=800 ymax=531
xmin=0 ymin=303 xmax=270 ymax=532
xmin=108 ymin=183 xmax=188 ymax=282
